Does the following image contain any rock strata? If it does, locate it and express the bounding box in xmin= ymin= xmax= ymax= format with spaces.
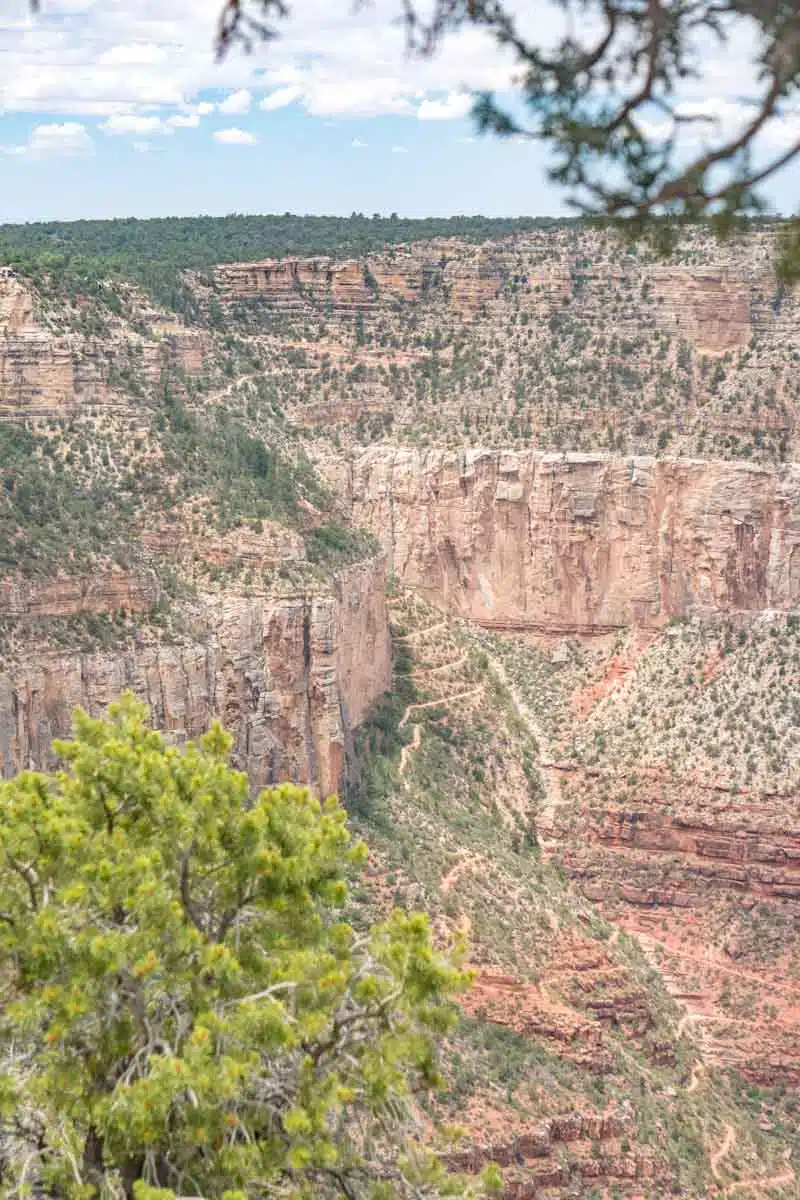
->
xmin=348 ymin=449 xmax=800 ymax=631
xmin=0 ymin=559 xmax=391 ymax=796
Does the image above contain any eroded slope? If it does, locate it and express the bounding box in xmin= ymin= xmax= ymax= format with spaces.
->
xmin=346 ymin=593 xmax=798 ymax=1197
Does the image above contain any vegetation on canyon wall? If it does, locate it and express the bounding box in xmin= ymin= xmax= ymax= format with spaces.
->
xmin=0 ymin=695 xmax=488 ymax=1200
xmin=342 ymin=597 xmax=798 ymax=1196
xmin=0 ymin=368 xmax=375 ymax=587
xmin=1 ymin=217 xmax=800 ymax=1197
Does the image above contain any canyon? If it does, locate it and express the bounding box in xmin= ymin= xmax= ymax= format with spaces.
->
xmin=1 ymin=220 xmax=799 ymax=1196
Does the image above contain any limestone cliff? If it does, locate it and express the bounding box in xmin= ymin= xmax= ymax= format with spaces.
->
xmin=0 ymin=268 xmax=206 ymax=417
xmin=0 ymin=559 xmax=391 ymax=796
xmin=346 ymin=449 xmax=800 ymax=631
xmin=217 ymin=227 xmax=799 ymax=463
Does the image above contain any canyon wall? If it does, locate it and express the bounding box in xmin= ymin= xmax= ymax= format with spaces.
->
xmin=0 ymin=559 xmax=391 ymax=796
xmin=0 ymin=268 xmax=206 ymax=417
xmin=214 ymin=227 xmax=792 ymax=347
xmin=347 ymin=449 xmax=800 ymax=631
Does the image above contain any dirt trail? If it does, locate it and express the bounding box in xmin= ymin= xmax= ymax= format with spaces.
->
xmin=398 ymin=689 xmax=482 ymax=729
xmin=710 ymin=1125 xmax=736 ymax=1182
xmin=687 ymin=1061 xmax=705 ymax=1094
xmin=414 ymin=653 xmax=469 ymax=677
xmin=727 ymin=1167 xmax=796 ymax=1194
xmin=708 ymin=1124 xmax=792 ymax=1195
xmin=636 ymin=931 xmax=795 ymax=997
xmin=441 ymin=852 xmax=484 ymax=894
xmin=397 ymin=621 xmax=447 ymax=643
xmin=210 ymin=371 xmax=261 ymax=404
xmin=634 ymin=928 xmax=793 ymax=1194
xmin=399 ymin=724 xmax=422 ymax=776
xmin=677 ymin=1011 xmax=693 ymax=1038
xmin=396 ymin=687 xmax=481 ymax=788
xmin=483 ymin=653 xmax=564 ymax=847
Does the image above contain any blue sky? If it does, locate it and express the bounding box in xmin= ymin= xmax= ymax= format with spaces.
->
xmin=0 ymin=0 xmax=798 ymax=223
xmin=0 ymin=103 xmax=571 ymax=222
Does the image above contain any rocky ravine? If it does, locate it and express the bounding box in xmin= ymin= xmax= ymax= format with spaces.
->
xmin=345 ymin=448 xmax=800 ymax=631
xmin=0 ymin=559 xmax=391 ymax=797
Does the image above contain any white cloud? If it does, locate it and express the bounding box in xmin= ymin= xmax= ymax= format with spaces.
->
xmin=2 ymin=121 xmax=95 ymax=158
xmin=218 ymin=88 xmax=251 ymax=114
xmin=0 ymin=0 xmax=515 ymax=124
xmin=167 ymin=111 xmax=201 ymax=128
xmin=391 ymin=143 xmax=408 ymax=153
xmin=101 ymin=113 xmax=173 ymax=137
xmin=98 ymin=43 xmax=169 ymax=68
xmin=417 ymin=91 xmax=472 ymax=121
xmin=0 ymin=0 xmax=785 ymax=198
xmin=214 ymin=127 xmax=257 ymax=145
xmin=300 ymin=75 xmax=418 ymax=118
xmin=351 ymin=137 xmax=368 ymax=148
xmin=260 ymin=85 xmax=303 ymax=111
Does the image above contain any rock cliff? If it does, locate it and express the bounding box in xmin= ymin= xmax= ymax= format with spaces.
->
xmin=220 ymin=227 xmax=799 ymax=463
xmin=346 ymin=449 xmax=800 ymax=631
xmin=0 ymin=268 xmax=206 ymax=417
xmin=0 ymin=559 xmax=391 ymax=797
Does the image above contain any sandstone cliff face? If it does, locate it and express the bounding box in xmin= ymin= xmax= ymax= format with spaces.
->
xmin=0 ymin=571 xmax=162 ymax=618
xmin=346 ymin=449 xmax=800 ymax=631
xmin=216 ymin=254 xmax=430 ymax=311
xmin=214 ymin=228 xmax=790 ymax=346
xmin=0 ymin=269 xmax=206 ymax=417
xmin=0 ymin=559 xmax=391 ymax=797
xmin=218 ymin=228 xmax=799 ymax=463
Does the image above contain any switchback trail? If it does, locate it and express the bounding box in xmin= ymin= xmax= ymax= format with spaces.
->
xmin=398 ymin=690 xmax=482 ymax=729
xmin=441 ymin=852 xmax=484 ymax=894
xmin=399 ymin=724 xmax=422 ymax=776
xmin=396 ymin=621 xmax=447 ymax=643
xmin=727 ymin=1166 xmax=796 ymax=1194
xmin=710 ymin=1125 xmax=735 ymax=1182
xmin=397 ymin=687 xmax=481 ymax=785
xmin=483 ymin=651 xmax=563 ymax=848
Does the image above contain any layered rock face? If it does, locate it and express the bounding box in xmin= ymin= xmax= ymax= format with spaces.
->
xmin=216 ymin=254 xmax=433 ymax=310
xmin=347 ymin=449 xmax=800 ymax=631
xmin=215 ymin=232 xmax=786 ymax=340
xmin=0 ymin=269 xmax=206 ymax=417
xmin=218 ymin=227 xmax=799 ymax=463
xmin=0 ymin=560 xmax=391 ymax=796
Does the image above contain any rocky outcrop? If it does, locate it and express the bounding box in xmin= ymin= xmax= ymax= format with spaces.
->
xmin=447 ymin=1104 xmax=666 ymax=1197
xmin=140 ymin=520 xmax=305 ymax=569
xmin=651 ymin=269 xmax=753 ymax=352
xmin=215 ymin=227 xmax=792 ymax=345
xmin=0 ymin=559 xmax=391 ymax=796
xmin=568 ymin=797 xmax=800 ymax=905
xmin=0 ymin=271 xmax=78 ymax=414
xmin=347 ymin=449 xmax=800 ymax=631
xmin=216 ymin=254 xmax=430 ymax=311
xmin=0 ymin=571 xmax=162 ymax=619
xmin=0 ymin=269 xmax=206 ymax=417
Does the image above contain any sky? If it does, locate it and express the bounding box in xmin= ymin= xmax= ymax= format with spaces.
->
xmin=0 ymin=0 xmax=799 ymax=223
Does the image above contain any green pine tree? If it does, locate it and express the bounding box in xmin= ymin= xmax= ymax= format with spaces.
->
xmin=0 ymin=693 xmax=497 ymax=1200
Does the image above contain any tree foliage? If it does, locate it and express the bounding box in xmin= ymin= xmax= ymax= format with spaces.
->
xmin=0 ymin=695 xmax=485 ymax=1200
